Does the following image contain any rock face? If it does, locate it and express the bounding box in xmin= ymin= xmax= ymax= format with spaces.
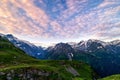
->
xmin=0 ymin=67 xmax=60 ymax=80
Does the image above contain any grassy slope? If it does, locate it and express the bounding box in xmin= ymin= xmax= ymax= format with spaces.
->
xmin=0 ymin=37 xmax=94 ymax=80
xmin=0 ymin=36 xmax=36 ymax=66
xmin=99 ymin=74 xmax=120 ymax=80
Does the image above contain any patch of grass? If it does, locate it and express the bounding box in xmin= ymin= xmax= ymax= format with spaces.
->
xmin=99 ymin=74 xmax=120 ymax=80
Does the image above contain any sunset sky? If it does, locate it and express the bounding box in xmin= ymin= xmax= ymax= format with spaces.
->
xmin=0 ymin=0 xmax=120 ymax=46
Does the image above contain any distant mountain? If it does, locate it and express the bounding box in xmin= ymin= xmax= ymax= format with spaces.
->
xmin=72 ymin=39 xmax=120 ymax=55
xmin=4 ymin=34 xmax=45 ymax=59
xmin=71 ymin=39 xmax=120 ymax=77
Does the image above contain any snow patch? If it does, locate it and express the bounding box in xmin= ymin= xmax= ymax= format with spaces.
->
xmin=37 ymin=53 xmax=41 ymax=55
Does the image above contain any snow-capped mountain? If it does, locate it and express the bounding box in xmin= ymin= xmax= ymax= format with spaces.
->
xmin=1 ymin=33 xmax=120 ymax=77
xmin=44 ymin=39 xmax=120 ymax=77
xmin=5 ymin=34 xmax=45 ymax=59
xmin=45 ymin=43 xmax=74 ymax=60
xmin=70 ymin=39 xmax=120 ymax=77
xmin=71 ymin=39 xmax=120 ymax=54
xmin=0 ymin=33 xmax=4 ymax=37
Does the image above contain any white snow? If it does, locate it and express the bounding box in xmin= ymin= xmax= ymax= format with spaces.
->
xmin=68 ymin=53 xmax=73 ymax=61
xmin=89 ymin=50 xmax=92 ymax=52
xmin=0 ymin=33 xmax=4 ymax=37
xmin=16 ymin=43 xmax=21 ymax=47
xmin=71 ymin=53 xmax=73 ymax=57
xmin=97 ymin=46 xmax=103 ymax=49
xmin=37 ymin=53 xmax=41 ymax=55
xmin=8 ymin=38 xmax=13 ymax=41
xmin=22 ymin=40 xmax=35 ymax=47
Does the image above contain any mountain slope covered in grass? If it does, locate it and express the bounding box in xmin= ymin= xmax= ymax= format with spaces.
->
xmin=0 ymin=35 xmax=95 ymax=80
xmin=0 ymin=35 xmax=37 ymax=65
xmin=99 ymin=74 xmax=120 ymax=80
xmin=5 ymin=34 xmax=45 ymax=59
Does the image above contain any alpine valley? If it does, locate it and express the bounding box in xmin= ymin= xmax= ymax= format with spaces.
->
xmin=0 ymin=33 xmax=120 ymax=80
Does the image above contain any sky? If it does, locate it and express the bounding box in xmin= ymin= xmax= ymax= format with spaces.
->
xmin=0 ymin=0 xmax=120 ymax=47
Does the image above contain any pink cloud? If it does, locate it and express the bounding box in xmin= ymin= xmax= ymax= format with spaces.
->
xmin=0 ymin=0 xmax=120 ymax=43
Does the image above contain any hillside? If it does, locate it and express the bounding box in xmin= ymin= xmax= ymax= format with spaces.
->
xmin=5 ymin=34 xmax=45 ymax=59
xmin=99 ymin=74 xmax=120 ymax=80
xmin=0 ymin=35 xmax=37 ymax=66
xmin=0 ymin=36 xmax=95 ymax=80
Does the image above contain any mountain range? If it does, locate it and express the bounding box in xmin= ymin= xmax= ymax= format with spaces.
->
xmin=0 ymin=35 xmax=96 ymax=80
xmin=1 ymin=33 xmax=120 ymax=78
xmin=45 ymin=39 xmax=120 ymax=77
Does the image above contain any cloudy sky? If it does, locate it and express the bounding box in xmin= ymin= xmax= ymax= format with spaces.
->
xmin=0 ymin=0 xmax=120 ymax=46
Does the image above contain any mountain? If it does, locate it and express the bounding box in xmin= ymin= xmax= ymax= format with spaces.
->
xmin=45 ymin=39 xmax=120 ymax=77
xmin=0 ymin=36 xmax=95 ymax=80
xmin=72 ymin=39 xmax=120 ymax=54
xmin=0 ymin=35 xmax=36 ymax=65
xmin=1 ymin=33 xmax=120 ymax=78
xmin=73 ymin=40 xmax=120 ymax=77
xmin=45 ymin=43 xmax=75 ymax=60
xmin=4 ymin=34 xmax=45 ymax=59
xmin=72 ymin=39 xmax=120 ymax=77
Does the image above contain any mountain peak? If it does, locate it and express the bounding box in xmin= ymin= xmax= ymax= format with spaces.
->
xmin=6 ymin=34 xmax=14 ymax=37
xmin=4 ymin=34 xmax=45 ymax=59
xmin=110 ymin=40 xmax=120 ymax=45
xmin=0 ymin=33 xmax=4 ymax=37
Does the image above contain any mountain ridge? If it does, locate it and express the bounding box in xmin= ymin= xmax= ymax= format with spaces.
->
xmin=0 ymin=34 xmax=95 ymax=80
xmin=1 ymin=33 xmax=120 ymax=77
xmin=4 ymin=34 xmax=46 ymax=59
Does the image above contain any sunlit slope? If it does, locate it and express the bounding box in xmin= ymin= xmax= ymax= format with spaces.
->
xmin=99 ymin=74 xmax=120 ymax=80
